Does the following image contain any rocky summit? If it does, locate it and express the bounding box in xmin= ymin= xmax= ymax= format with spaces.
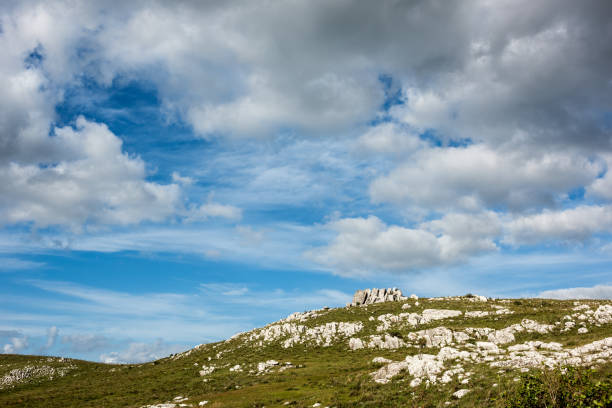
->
xmin=1 ymin=292 xmax=611 ymax=407
xmin=350 ymin=287 xmax=407 ymax=306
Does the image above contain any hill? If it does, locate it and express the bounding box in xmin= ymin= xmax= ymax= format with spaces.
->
xmin=1 ymin=291 xmax=611 ymax=407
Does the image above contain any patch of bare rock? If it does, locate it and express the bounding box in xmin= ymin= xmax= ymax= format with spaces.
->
xmin=0 ymin=364 xmax=76 ymax=389
xmin=349 ymin=287 xmax=407 ymax=306
xmin=246 ymin=320 xmax=363 ymax=348
xmin=371 ymin=336 xmax=612 ymax=386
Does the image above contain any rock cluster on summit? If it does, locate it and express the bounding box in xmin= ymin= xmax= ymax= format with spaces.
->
xmin=350 ymin=288 xmax=406 ymax=306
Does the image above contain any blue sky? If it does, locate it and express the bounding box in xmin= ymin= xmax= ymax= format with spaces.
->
xmin=1 ymin=0 xmax=612 ymax=363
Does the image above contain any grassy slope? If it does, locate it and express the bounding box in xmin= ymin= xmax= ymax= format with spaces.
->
xmin=1 ymin=298 xmax=611 ymax=408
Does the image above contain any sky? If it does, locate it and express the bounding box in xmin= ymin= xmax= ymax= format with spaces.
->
xmin=1 ymin=0 xmax=612 ymax=363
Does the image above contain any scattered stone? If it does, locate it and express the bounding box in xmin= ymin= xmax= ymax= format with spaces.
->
xmin=367 ymin=334 xmax=406 ymax=349
xmin=465 ymin=311 xmax=489 ymax=318
xmin=348 ymin=337 xmax=365 ymax=350
xmin=198 ymin=365 xmax=215 ymax=376
xmin=372 ymin=357 xmax=393 ymax=364
xmin=375 ymin=309 xmax=462 ymax=332
xmin=198 ymin=402 xmax=208 ymax=406
xmin=0 ymin=365 xmax=76 ymax=389
xmin=249 ymin=320 xmax=363 ymax=348
xmin=578 ymin=327 xmax=589 ymax=334
xmin=452 ymin=389 xmax=470 ymax=399
xmin=257 ymin=360 xmax=281 ymax=374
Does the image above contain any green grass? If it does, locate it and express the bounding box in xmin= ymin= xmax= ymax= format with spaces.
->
xmin=1 ymin=297 xmax=610 ymax=407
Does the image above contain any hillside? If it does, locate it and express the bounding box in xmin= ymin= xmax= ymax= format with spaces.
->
xmin=1 ymin=292 xmax=611 ymax=407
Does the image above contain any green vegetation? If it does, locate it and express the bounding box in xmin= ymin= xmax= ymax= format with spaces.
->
xmin=0 ymin=297 xmax=610 ymax=407
xmin=505 ymin=366 xmax=612 ymax=408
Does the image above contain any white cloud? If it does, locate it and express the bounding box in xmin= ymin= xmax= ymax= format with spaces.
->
xmin=2 ymin=334 xmax=28 ymax=354
xmin=0 ymin=257 xmax=44 ymax=271
xmin=200 ymin=283 xmax=249 ymax=297
xmin=307 ymin=214 xmax=499 ymax=277
xmin=171 ymin=172 xmax=193 ymax=186
xmin=236 ymin=225 xmax=264 ymax=246
xmin=187 ymin=201 xmax=242 ymax=222
xmin=538 ymin=284 xmax=612 ymax=300
xmin=0 ymin=117 xmax=182 ymax=229
xmin=370 ymin=145 xmax=602 ymax=212
xmin=61 ymin=333 xmax=111 ymax=353
xmin=0 ymin=329 xmax=29 ymax=355
xmin=356 ymin=122 xmax=423 ymax=155
xmin=505 ymin=205 xmax=612 ymax=245
xmin=199 ymin=283 xmax=351 ymax=310
xmin=45 ymin=326 xmax=58 ymax=349
xmin=100 ymin=339 xmax=187 ymax=364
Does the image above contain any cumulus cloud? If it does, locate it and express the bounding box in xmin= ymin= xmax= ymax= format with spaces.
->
xmin=10 ymin=0 xmax=610 ymax=145
xmin=307 ymin=214 xmax=499 ymax=277
xmin=370 ymin=145 xmax=602 ymax=212
xmin=0 ymin=0 xmax=611 ymax=284
xmin=505 ymin=205 xmax=612 ymax=245
xmin=306 ymin=205 xmax=612 ymax=276
xmin=2 ymin=333 xmax=29 ymax=354
xmin=0 ymin=330 xmax=28 ymax=354
xmin=356 ymin=122 xmax=423 ymax=155
xmin=538 ymin=284 xmax=612 ymax=300
xmin=0 ymin=117 xmax=182 ymax=229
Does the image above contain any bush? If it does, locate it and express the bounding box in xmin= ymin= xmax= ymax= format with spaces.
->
xmin=387 ymin=330 xmax=403 ymax=339
xmin=506 ymin=366 xmax=612 ymax=407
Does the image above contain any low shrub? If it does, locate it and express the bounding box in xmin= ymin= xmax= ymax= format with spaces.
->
xmin=505 ymin=366 xmax=612 ymax=407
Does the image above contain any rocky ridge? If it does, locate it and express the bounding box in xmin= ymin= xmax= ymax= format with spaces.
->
xmin=2 ymin=289 xmax=611 ymax=408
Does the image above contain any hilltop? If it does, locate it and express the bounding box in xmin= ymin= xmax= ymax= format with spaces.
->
xmin=1 ymin=290 xmax=611 ymax=407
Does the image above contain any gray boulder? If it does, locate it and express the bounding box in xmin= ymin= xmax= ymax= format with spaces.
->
xmin=351 ymin=288 xmax=406 ymax=306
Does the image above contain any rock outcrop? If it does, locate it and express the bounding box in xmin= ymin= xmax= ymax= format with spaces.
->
xmin=350 ymin=287 xmax=406 ymax=306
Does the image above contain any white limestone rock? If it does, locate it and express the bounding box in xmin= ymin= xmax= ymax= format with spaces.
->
xmin=594 ymin=304 xmax=612 ymax=324
xmin=367 ymin=334 xmax=406 ymax=349
xmin=465 ymin=311 xmax=489 ymax=318
xmin=249 ymin=320 xmax=363 ymax=348
xmin=198 ymin=365 xmax=215 ymax=377
xmin=351 ymin=288 xmax=407 ymax=306
xmin=406 ymin=327 xmax=468 ymax=348
xmin=372 ymin=357 xmax=393 ymax=364
xmin=453 ymin=389 xmax=470 ymax=399
xmin=348 ymin=337 xmax=365 ymax=350
xmin=375 ymin=309 xmax=462 ymax=332
xmin=487 ymin=329 xmax=516 ymax=345
xmin=257 ymin=360 xmax=280 ymax=374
